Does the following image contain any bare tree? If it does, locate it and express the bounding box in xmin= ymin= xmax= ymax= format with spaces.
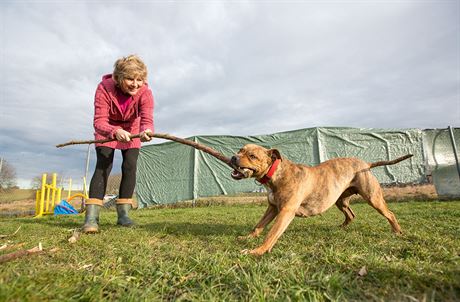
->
xmin=0 ymin=160 xmax=17 ymax=190
xmin=30 ymin=172 xmax=57 ymax=190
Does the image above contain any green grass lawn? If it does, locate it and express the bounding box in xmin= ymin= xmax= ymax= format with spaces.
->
xmin=1 ymin=201 xmax=459 ymax=301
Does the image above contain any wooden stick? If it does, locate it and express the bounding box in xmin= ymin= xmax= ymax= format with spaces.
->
xmin=56 ymin=133 xmax=233 ymax=167
xmin=0 ymin=243 xmax=43 ymax=264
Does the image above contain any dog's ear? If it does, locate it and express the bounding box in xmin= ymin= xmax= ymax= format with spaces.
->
xmin=268 ymin=149 xmax=282 ymax=161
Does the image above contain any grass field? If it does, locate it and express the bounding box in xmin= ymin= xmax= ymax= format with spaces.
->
xmin=0 ymin=189 xmax=35 ymax=203
xmin=1 ymin=200 xmax=459 ymax=301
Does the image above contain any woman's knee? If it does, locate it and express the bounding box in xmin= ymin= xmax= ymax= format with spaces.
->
xmin=96 ymin=147 xmax=115 ymax=169
xmin=122 ymin=159 xmax=137 ymax=174
xmin=122 ymin=149 xmax=139 ymax=173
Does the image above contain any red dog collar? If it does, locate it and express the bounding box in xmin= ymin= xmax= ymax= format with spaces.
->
xmin=257 ymin=159 xmax=281 ymax=184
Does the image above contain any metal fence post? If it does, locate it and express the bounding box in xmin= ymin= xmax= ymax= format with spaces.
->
xmin=192 ymin=136 xmax=199 ymax=206
xmin=448 ymin=126 xmax=460 ymax=182
xmin=84 ymin=144 xmax=91 ymax=196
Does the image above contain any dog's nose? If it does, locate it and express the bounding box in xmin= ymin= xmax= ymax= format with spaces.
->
xmin=231 ymin=156 xmax=238 ymax=165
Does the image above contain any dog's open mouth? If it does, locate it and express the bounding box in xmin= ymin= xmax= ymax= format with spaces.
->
xmin=231 ymin=167 xmax=254 ymax=180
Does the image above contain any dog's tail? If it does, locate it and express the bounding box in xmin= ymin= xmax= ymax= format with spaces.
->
xmin=369 ymin=154 xmax=413 ymax=168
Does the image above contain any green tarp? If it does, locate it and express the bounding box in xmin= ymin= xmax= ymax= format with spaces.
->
xmin=136 ymin=127 xmax=430 ymax=207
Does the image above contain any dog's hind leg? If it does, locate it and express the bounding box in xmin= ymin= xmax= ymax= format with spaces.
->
xmin=335 ymin=196 xmax=356 ymax=228
xmin=355 ymin=173 xmax=402 ymax=234
xmin=335 ymin=188 xmax=357 ymax=227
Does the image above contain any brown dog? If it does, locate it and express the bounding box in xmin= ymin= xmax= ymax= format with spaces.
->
xmin=230 ymin=144 xmax=412 ymax=256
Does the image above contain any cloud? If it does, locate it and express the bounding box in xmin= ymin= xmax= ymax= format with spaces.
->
xmin=1 ymin=1 xmax=458 ymax=187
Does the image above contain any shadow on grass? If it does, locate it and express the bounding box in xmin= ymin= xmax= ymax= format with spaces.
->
xmin=14 ymin=215 xmax=251 ymax=238
xmin=140 ymin=221 xmax=249 ymax=237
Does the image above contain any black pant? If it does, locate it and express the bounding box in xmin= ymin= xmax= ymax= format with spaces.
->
xmin=89 ymin=147 xmax=140 ymax=200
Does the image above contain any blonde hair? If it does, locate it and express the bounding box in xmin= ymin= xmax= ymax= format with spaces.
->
xmin=112 ymin=54 xmax=148 ymax=86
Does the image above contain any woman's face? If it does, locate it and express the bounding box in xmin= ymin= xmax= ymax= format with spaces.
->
xmin=120 ymin=76 xmax=144 ymax=96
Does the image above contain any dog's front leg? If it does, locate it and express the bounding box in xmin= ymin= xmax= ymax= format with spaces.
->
xmin=238 ymin=204 xmax=277 ymax=240
xmin=242 ymin=207 xmax=296 ymax=256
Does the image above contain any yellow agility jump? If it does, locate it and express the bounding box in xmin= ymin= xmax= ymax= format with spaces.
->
xmin=35 ymin=173 xmax=88 ymax=217
xmin=35 ymin=173 xmax=62 ymax=217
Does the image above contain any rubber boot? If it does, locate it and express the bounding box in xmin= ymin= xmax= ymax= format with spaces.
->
xmin=82 ymin=204 xmax=101 ymax=233
xmin=116 ymin=203 xmax=134 ymax=227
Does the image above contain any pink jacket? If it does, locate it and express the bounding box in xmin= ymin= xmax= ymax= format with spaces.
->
xmin=93 ymin=74 xmax=154 ymax=149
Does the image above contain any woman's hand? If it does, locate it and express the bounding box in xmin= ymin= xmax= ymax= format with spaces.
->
xmin=115 ymin=129 xmax=132 ymax=142
xmin=140 ymin=129 xmax=153 ymax=142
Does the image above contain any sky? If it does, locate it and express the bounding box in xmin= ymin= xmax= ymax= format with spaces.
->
xmin=1 ymin=0 xmax=459 ymax=189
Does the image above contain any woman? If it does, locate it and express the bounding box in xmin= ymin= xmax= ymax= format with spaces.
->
xmin=83 ymin=55 xmax=154 ymax=233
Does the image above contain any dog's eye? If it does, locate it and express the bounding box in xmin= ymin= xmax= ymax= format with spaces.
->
xmin=249 ymin=154 xmax=257 ymax=160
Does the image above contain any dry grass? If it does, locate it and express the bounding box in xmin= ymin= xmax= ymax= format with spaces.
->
xmin=0 ymin=199 xmax=36 ymax=212
xmin=381 ymin=184 xmax=438 ymax=201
